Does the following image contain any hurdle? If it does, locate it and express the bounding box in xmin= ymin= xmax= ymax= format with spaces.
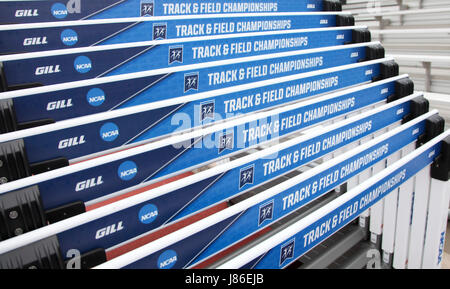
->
xmin=90 ymin=108 xmax=447 ymax=269
xmin=0 ymin=0 xmax=449 ymax=272
xmin=0 ymin=94 xmax=434 ymax=268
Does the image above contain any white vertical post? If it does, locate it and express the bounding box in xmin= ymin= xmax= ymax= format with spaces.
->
xmin=369 ymin=103 xmax=389 ymax=247
xmin=422 ymin=179 xmax=450 ymax=268
xmin=369 ymin=155 xmax=386 ymax=247
xmin=331 ymin=115 xmax=348 ymax=161
xmin=346 ymin=111 xmax=364 ymax=190
xmin=381 ymin=122 xmax=402 ymax=266
xmin=393 ymin=143 xmax=416 ymax=268
xmin=321 ymin=119 xmax=335 ymax=164
xmin=357 ymin=107 xmax=375 ymax=228
xmin=407 ymin=165 xmax=432 ymax=268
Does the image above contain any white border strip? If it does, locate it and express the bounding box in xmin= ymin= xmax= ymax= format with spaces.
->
xmin=0 ymin=12 xmax=351 ymax=31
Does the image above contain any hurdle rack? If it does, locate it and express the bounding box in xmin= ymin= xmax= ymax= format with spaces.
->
xmin=0 ymin=0 xmax=448 ymax=271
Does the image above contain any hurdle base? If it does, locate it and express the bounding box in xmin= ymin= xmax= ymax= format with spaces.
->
xmin=370 ymin=233 xmax=382 ymax=250
xmin=382 ymin=251 xmax=394 ymax=268
xmin=0 ymin=185 xmax=46 ymax=241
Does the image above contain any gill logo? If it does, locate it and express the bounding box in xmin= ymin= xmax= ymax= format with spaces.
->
xmin=75 ymin=176 xmax=103 ymax=192
xmin=23 ymin=37 xmax=48 ymax=46
xmin=58 ymin=136 xmax=86 ymax=149
xmin=95 ymin=222 xmax=124 ymax=239
xmin=15 ymin=9 xmax=39 ymax=17
xmin=47 ymin=99 xmax=73 ymax=111
xmin=35 ymin=65 xmax=61 ymax=75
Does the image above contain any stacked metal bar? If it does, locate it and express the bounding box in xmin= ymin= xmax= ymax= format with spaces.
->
xmin=0 ymin=0 xmax=447 ymax=270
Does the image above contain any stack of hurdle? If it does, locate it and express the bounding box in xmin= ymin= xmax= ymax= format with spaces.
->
xmin=0 ymin=0 xmax=448 ymax=270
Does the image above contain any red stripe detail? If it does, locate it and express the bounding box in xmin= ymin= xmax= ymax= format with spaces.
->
xmin=86 ymin=172 xmax=193 ymax=211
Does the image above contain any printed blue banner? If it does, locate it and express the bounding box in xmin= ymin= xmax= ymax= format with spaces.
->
xmin=243 ymin=141 xmax=440 ymax=269
xmin=119 ymin=104 xmax=423 ymax=269
xmin=11 ymin=48 xmax=373 ymax=126
xmin=0 ymin=14 xmax=344 ymax=54
xmin=0 ymin=13 xmax=338 ymax=54
xmin=2 ymin=29 xmax=360 ymax=88
xmin=0 ymin=0 xmax=323 ymax=24
xmin=55 ymin=99 xmax=417 ymax=261
xmin=34 ymin=76 xmax=397 ymax=211
xmin=4 ymin=46 xmax=373 ymax=165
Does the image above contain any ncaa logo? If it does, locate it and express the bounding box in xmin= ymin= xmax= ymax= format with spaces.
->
xmin=51 ymin=3 xmax=68 ymax=19
xmin=99 ymin=122 xmax=119 ymax=142
xmin=218 ymin=132 xmax=233 ymax=154
xmin=184 ymin=72 xmax=199 ymax=93
xmin=61 ymin=29 xmax=78 ymax=46
xmin=153 ymin=23 xmax=167 ymax=40
xmin=138 ymin=204 xmax=159 ymax=224
xmin=74 ymin=55 xmax=92 ymax=74
xmin=86 ymin=88 xmax=106 ymax=107
xmin=199 ymin=100 xmax=214 ymax=122
xmin=118 ymin=161 xmax=138 ymax=181
xmin=258 ymin=200 xmax=274 ymax=226
xmin=51 ymin=0 xmax=81 ymax=19
xmin=141 ymin=0 xmax=154 ymax=16
xmin=157 ymin=250 xmax=178 ymax=269
xmin=239 ymin=165 xmax=254 ymax=189
xmin=169 ymin=46 xmax=183 ymax=64
xmin=279 ymin=239 xmax=295 ymax=266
